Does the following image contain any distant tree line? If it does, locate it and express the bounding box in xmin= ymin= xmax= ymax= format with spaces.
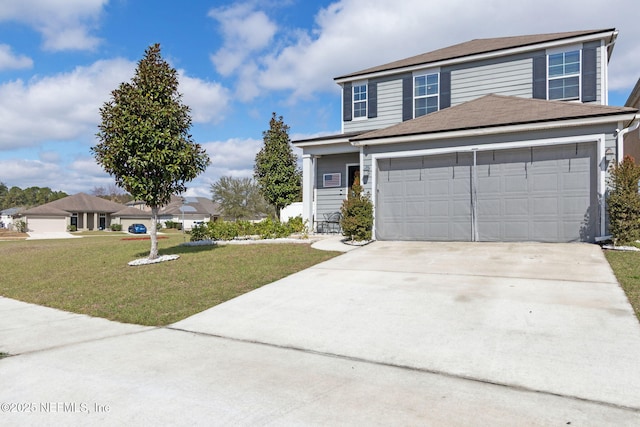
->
xmin=90 ymin=185 xmax=133 ymax=205
xmin=0 ymin=182 xmax=68 ymax=211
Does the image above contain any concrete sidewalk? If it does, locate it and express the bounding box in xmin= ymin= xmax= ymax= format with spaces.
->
xmin=1 ymin=241 xmax=640 ymax=425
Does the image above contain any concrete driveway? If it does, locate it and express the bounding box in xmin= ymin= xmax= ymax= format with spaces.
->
xmin=2 ymin=241 xmax=640 ymax=425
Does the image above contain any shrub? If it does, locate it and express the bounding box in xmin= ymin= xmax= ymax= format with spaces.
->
xmin=67 ymin=224 xmax=77 ymax=232
xmin=14 ymin=219 xmax=27 ymax=233
xmin=110 ymin=224 xmax=122 ymax=231
xmin=607 ymin=155 xmax=640 ymax=245
xmin=205 ymin=220 xmax=239 ymax=240
xmin=189 ymin=223 xmax=209 ymax=241
xmin=156 ymin=222 xmax=163 ymax=230
xmin=340 ymin=177 xmax=373 ymax=241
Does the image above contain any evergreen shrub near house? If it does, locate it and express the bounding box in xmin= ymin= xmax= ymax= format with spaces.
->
xmin=14 ymin=219 xmax=27 ymax=233
xmin=607 ymin=155 xmax=640 ymax=245
xmin=110 ymin=224 xmax=122 ymax=231
xmin=340 ymin=177 xmax=373 ymax=241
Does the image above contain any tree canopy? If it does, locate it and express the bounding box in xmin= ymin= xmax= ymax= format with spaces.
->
xmin=211 ymin=176 xmax=273 ymax=221
xmin=0 ymin=183 xmax=67 ymax=210
xmin=92 ymin=43 xmax=209 ymax=259
xmin=253 ymin=113 xmax=301 ymax=219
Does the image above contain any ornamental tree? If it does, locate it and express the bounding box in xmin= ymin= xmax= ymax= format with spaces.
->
xmin=254 ymin=113 xmax=301 ymax=219
xmin=211 ymin=176 xmax=273 ymax=221
xmin=92 ymin=44 xmax=210 ymax=260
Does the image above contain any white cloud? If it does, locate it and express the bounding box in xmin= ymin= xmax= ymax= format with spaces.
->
xmin=179 ymin=72 xmax=231 ymax=124
xmin=0 ymin=58 xmax=135 ymax=150
xmin=0 ymin=59 xmax=232 ymax=151
xmin=203 ymin=137 xmax=262 ymax=172
xmin=215 ymin=0 xmax=640 ymax=102
xmin=208 ymin=3 xmax=278 ymax=76
xmin=0 ymin=0 xmax=107 ymax=51
xmin=0 ymin=44 xmax=33 ymax=70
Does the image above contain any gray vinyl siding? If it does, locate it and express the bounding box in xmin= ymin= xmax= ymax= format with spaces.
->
xmin=344 ymin=79 xmax=403 ymax=133
xmin=315 ymin=153 xmax=359 ymax=219
xmin=450 ymin=58 xmax=533 ymax=106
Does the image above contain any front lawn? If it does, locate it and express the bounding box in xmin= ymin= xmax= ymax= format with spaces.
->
xmin=0 ymin=235 xmax=339 ymax=326
xmin=604 ymin=250 xmax=640 ymax=321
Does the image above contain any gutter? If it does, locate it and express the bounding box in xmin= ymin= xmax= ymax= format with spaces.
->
xmin=615 ymin=115 xmax=640 ymax=163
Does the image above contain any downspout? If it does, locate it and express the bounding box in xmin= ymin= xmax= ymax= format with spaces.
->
xmin=615 ymin=116 xmax=640 ymax=163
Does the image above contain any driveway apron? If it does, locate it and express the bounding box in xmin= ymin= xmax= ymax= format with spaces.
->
xmin=174 ymin=241 xmax=640 ymax=410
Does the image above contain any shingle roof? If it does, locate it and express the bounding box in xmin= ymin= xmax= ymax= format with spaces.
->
xmin=22 ymin=193 xmax=128 ymax=216
xmin=113 ymin=206 xmax=153 ymax=218
xmin=625 ymin=78 xmax=640 ymax=108
xmin=351 ymin=95 xmax=637 ymax=142
xmin=336 ymin=29 xmax=616 ymax=80
xmin=158 ymin=196 xmax=221 ymax=216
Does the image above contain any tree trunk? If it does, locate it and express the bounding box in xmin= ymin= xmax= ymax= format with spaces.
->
xmin=149 ymin=206 xmax=159 ymax=260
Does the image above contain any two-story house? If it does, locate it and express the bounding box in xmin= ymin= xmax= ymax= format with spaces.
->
xmin=294 ymin=28 xmax=640 ymax=243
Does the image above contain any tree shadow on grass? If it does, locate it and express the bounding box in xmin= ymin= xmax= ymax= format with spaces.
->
xmin=134 ymin=242 xmax=221 ymax=258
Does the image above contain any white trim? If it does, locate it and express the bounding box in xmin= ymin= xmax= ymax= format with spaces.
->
xmin=352 ymin=80 xmax=368 ymax=120
xmin=547 ymin=48 xmax=581 ymax=101
xmin=413 ymin=71 xmax=440 ymax=118
xmin=335 ymin=30 xmax=616 ymax=83
xmin=345 ymin=163 xmax=360 ymax=199
xmin=601 ymin=39 xmax=608 ymax=105
xmin=351 ymin=113 xmax=636 ymax=146
xmin=370 ymin=134 xmax=607 ymax=240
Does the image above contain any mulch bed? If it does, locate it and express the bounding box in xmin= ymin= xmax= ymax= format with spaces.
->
xmin=121 ymin=236 xmax=169 ymax=241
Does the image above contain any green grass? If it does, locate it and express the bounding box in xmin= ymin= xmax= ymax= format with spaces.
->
xmin=0 ymin=235 xmax=339 ymax=326
xmin=605 ymin=250 xmax=640 ymax=320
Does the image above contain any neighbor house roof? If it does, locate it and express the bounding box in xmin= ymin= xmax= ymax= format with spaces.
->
xmin=336 ymin=29 xmax=616 ymax=81
xmin=22 ymin=192 xmax=128 ymax=216
xmin=0 ymin=207 xmax=24 ymax=216
xmin=625 ymin=78 xmax=640 ymax=109
xmin=351 ymin=95 xmax=638 ymax=143
xmin=158 ymin=196 xmax=221 ymax=217
xmin=113 ymin=206 xmax=152 ymax=218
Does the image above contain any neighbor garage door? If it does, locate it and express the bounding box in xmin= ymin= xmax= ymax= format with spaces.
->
xmin=26 ymin=217 xmax=67 ymax=233
xmin=376 ymin=142 xmax=597 ymax=242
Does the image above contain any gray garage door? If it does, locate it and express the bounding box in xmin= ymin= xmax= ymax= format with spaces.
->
xmin=376 ymin=142 xmax=597 ymax=242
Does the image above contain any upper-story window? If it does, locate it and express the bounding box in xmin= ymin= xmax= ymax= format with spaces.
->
xmin=548 ymin=50 xmax=580 ymax=101
xmin=353 ymin=83 xmax=367 ymax=119
xmin=414 ymin=73 xmax=439 ymax=117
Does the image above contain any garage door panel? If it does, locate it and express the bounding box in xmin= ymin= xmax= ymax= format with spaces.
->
xmin=377 ymin=153 xmax=472 ymax=241
xmin=376 ymin=143 xmax=596 ymax=242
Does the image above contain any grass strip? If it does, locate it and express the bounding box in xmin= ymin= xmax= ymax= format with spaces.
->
xmin=0 ymin=235 xmax=339 ymax=326
xmin=604 ymin=250 xmax=640 ymax=320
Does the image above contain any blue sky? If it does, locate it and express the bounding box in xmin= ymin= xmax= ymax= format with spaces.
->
xmin=0 ymin=0 xmax=638 ymax=197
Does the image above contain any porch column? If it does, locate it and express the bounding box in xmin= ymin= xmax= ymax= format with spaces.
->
xmin=83 ymin=212 xmax=88 ymax=231
xmin=94 ymin=213 xmax=98 ymax=230
xmin=302 ymin=154 xmax=315 ymax=232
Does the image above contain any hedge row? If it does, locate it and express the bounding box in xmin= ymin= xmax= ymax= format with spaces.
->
xmin=190 ymin=216 xmax=307 ymax=241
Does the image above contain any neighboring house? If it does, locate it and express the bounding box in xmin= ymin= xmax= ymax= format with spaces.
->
xmin=0 ymin=207 xmax=24 ymax=229
xmin=623 ymin=78 xmax=640 ymax=162
xmin=21 ymin=193 xmax=128 ymax=233
xmin=158 ymin=196 xmax=221 ymax=230
xmin=294 ymin=28 xmax=639 ymax=243
xmin=111 ymin=206 xmax=152 ymax=230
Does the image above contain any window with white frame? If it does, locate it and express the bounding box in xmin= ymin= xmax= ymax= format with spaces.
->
xmin=414 ymin=73 xmax=439 ymax=117
xmin=548 ymin=50 xmax=580 ymax=100
xmin=353 ymin=83 xmax=367 ymax=118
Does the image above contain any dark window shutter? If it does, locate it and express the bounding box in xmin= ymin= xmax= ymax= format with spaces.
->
xmin=532 ymin=54 xmax=547 ymax=99
xmin=368 ymin=81 xmax=377 ymax=118
xmin=343 ymin=83 xmax=352 ymax=122
xmin=582 ymin=44 xmax=598 ymax=102
xmin=440 ymin=71 xmax=451 ymax=109
xmin=402 ymin=75 xmax=413 ymax=121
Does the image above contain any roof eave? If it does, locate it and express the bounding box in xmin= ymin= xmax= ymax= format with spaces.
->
xmin=351 ymin=112 xmax=638 ymax=146
xmin=335 ymin=29 xmax=617 ymax=83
